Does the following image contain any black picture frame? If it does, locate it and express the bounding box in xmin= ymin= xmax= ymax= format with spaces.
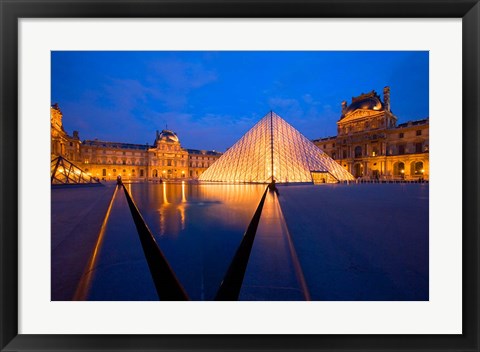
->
xmin=1 ymin=0 xmax=478 ymax=351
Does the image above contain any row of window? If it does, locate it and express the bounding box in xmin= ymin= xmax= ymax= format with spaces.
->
xmin=157 ymin=145 xmax=181 ymax=151
xmin=84 ymin=149 xmax=143 ymax=156
xmin=190 ymin=162 xmax=212 ymax=168
xmin=399 ymin=130 xmax=423 ymax=138
xmin=330 ymin=143 xmax=426 ymax=160
xmin=322 ymin=130 xmax=424 ymax=150
xmin=85 ymin=168 xmax=145 ymax=178
xmin=189 ymin=156 xmax=217 ymax=161
xmin=352 ymin=161 xmax=425 ymax=178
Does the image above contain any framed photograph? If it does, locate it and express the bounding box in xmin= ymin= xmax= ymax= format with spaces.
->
xmin=1 ymin=0 xmax=478 ymax=351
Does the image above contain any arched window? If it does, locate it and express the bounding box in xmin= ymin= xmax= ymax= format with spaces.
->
xmin=413 ymin=161 xmax=424 ymax=175
xmin=354 ymin=163 xmax=363 ymax=177
xmin=354 ymin=146 xmax=362 ymax=158
xmin=152 ymin=169 xmax=158 ymax=177
xmin=393 ymin=162 xmax=405 ymax=176
xmin=102 ymin=169 xmax=106 ymax=177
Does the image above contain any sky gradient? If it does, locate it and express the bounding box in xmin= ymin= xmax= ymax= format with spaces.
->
xmin=51 ymin=51 xmax=429 ymax=151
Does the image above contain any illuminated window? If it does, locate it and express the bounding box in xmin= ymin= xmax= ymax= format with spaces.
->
xmin=354 ymin=146 xmax=362 ymax=158
xmin=415 ymin=143 xmax=423 ymax=153
xmin=393 ymin=162 xmax=405 ymax=176
xmin=412 ymin=161 xmax=424 ymax=175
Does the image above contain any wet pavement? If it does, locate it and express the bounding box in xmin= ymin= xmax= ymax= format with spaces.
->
xmin=51 ymin=182 xmax=429 ymax=301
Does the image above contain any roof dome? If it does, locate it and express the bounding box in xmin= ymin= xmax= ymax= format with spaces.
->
xmin=342 ymin=91 xmax=384 ymax=118
xmin=158 ymin=129 xmax=179 ymax=143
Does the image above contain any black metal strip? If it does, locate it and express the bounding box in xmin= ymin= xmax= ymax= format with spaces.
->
xmin=215 ymin=186 xmax=269 ymax=301
xmin=121 ymin=184 xmax=189 ymax=301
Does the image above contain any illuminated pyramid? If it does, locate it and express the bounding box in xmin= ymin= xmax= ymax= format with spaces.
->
xmin=199 ymin=111 xmax=354 ymax=183
xmin=51 ymin=156 xmax=101 ymax=185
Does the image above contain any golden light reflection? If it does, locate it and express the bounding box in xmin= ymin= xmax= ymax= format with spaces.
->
xmin=177 ymin=203 xmax=186 ymax=230
xmin=144 ymin=183 xmax=264 ymax=238
xmin=73 ymin=186 xmax=118 ymax=300
xmin=159 ymin=205 xmax=167 ymax=236
xmin=181 ymin=181 xmax=186 ymax=203
xmin=162 ymin=181 xmax=169 ymax=204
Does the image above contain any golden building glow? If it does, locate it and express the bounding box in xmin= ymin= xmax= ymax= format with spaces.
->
xmin=313 ymin=87 xmax=429 ymax=180
xmin=50 ymin=104 xmax=221 ymax=181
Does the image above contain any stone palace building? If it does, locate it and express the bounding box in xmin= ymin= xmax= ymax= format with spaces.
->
xmin=50 ymin=103 xmax=222 ymax=181
xmin=313 ymin=87 xmax=429 ymax=180
xmin=52 ymin=86 xmax=429 ymax=183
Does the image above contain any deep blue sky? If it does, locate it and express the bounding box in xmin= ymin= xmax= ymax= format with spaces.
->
xmin=51 ymin=51 xmax=428 ymax=151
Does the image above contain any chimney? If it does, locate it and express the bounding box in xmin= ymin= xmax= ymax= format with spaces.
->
xmin=383 ymin=86 xmax=391 ymax=112
xmin=341 ymin=101 xmax=347 ymax=115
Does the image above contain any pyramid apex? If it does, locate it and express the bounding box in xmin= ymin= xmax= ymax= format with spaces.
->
xmin=199 ymin=111 xmax=354 ymax=184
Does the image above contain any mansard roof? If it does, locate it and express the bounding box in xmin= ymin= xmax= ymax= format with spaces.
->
xmin=340 ymin=90 xmax=385 ymax=120
xmin=83 ymin=140 xmax=150 ymax=150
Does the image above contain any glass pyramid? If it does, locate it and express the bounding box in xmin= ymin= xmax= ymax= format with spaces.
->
xmin=51 ymin=156 xmax=101 ymax=185
xmin=199 ymin=111 xmax=355 ymax=183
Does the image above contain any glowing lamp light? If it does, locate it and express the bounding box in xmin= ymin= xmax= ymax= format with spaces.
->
xmin=400 ymin=169 xmax=405 ymax=174
xmin=421 ymin=169 xmax=425 ymax=173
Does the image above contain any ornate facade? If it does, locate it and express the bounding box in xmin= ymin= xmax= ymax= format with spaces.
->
xmin=50 ymin=104 xmax=221 ymax=181
xmin=50 ymin=104 xmax=81 ymax=162
xmin=313 ymin=87 xmax=429 ymax=180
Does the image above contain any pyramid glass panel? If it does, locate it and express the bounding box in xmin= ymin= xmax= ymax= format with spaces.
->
xmin=51 ymin=156 xmax=101 ymax=185
xmin=199 ymin=112 xmax=354 ymax=183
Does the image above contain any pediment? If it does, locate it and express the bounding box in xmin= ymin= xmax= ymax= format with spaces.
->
xmin=339 ymin=109 xmax=383 ymax=124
